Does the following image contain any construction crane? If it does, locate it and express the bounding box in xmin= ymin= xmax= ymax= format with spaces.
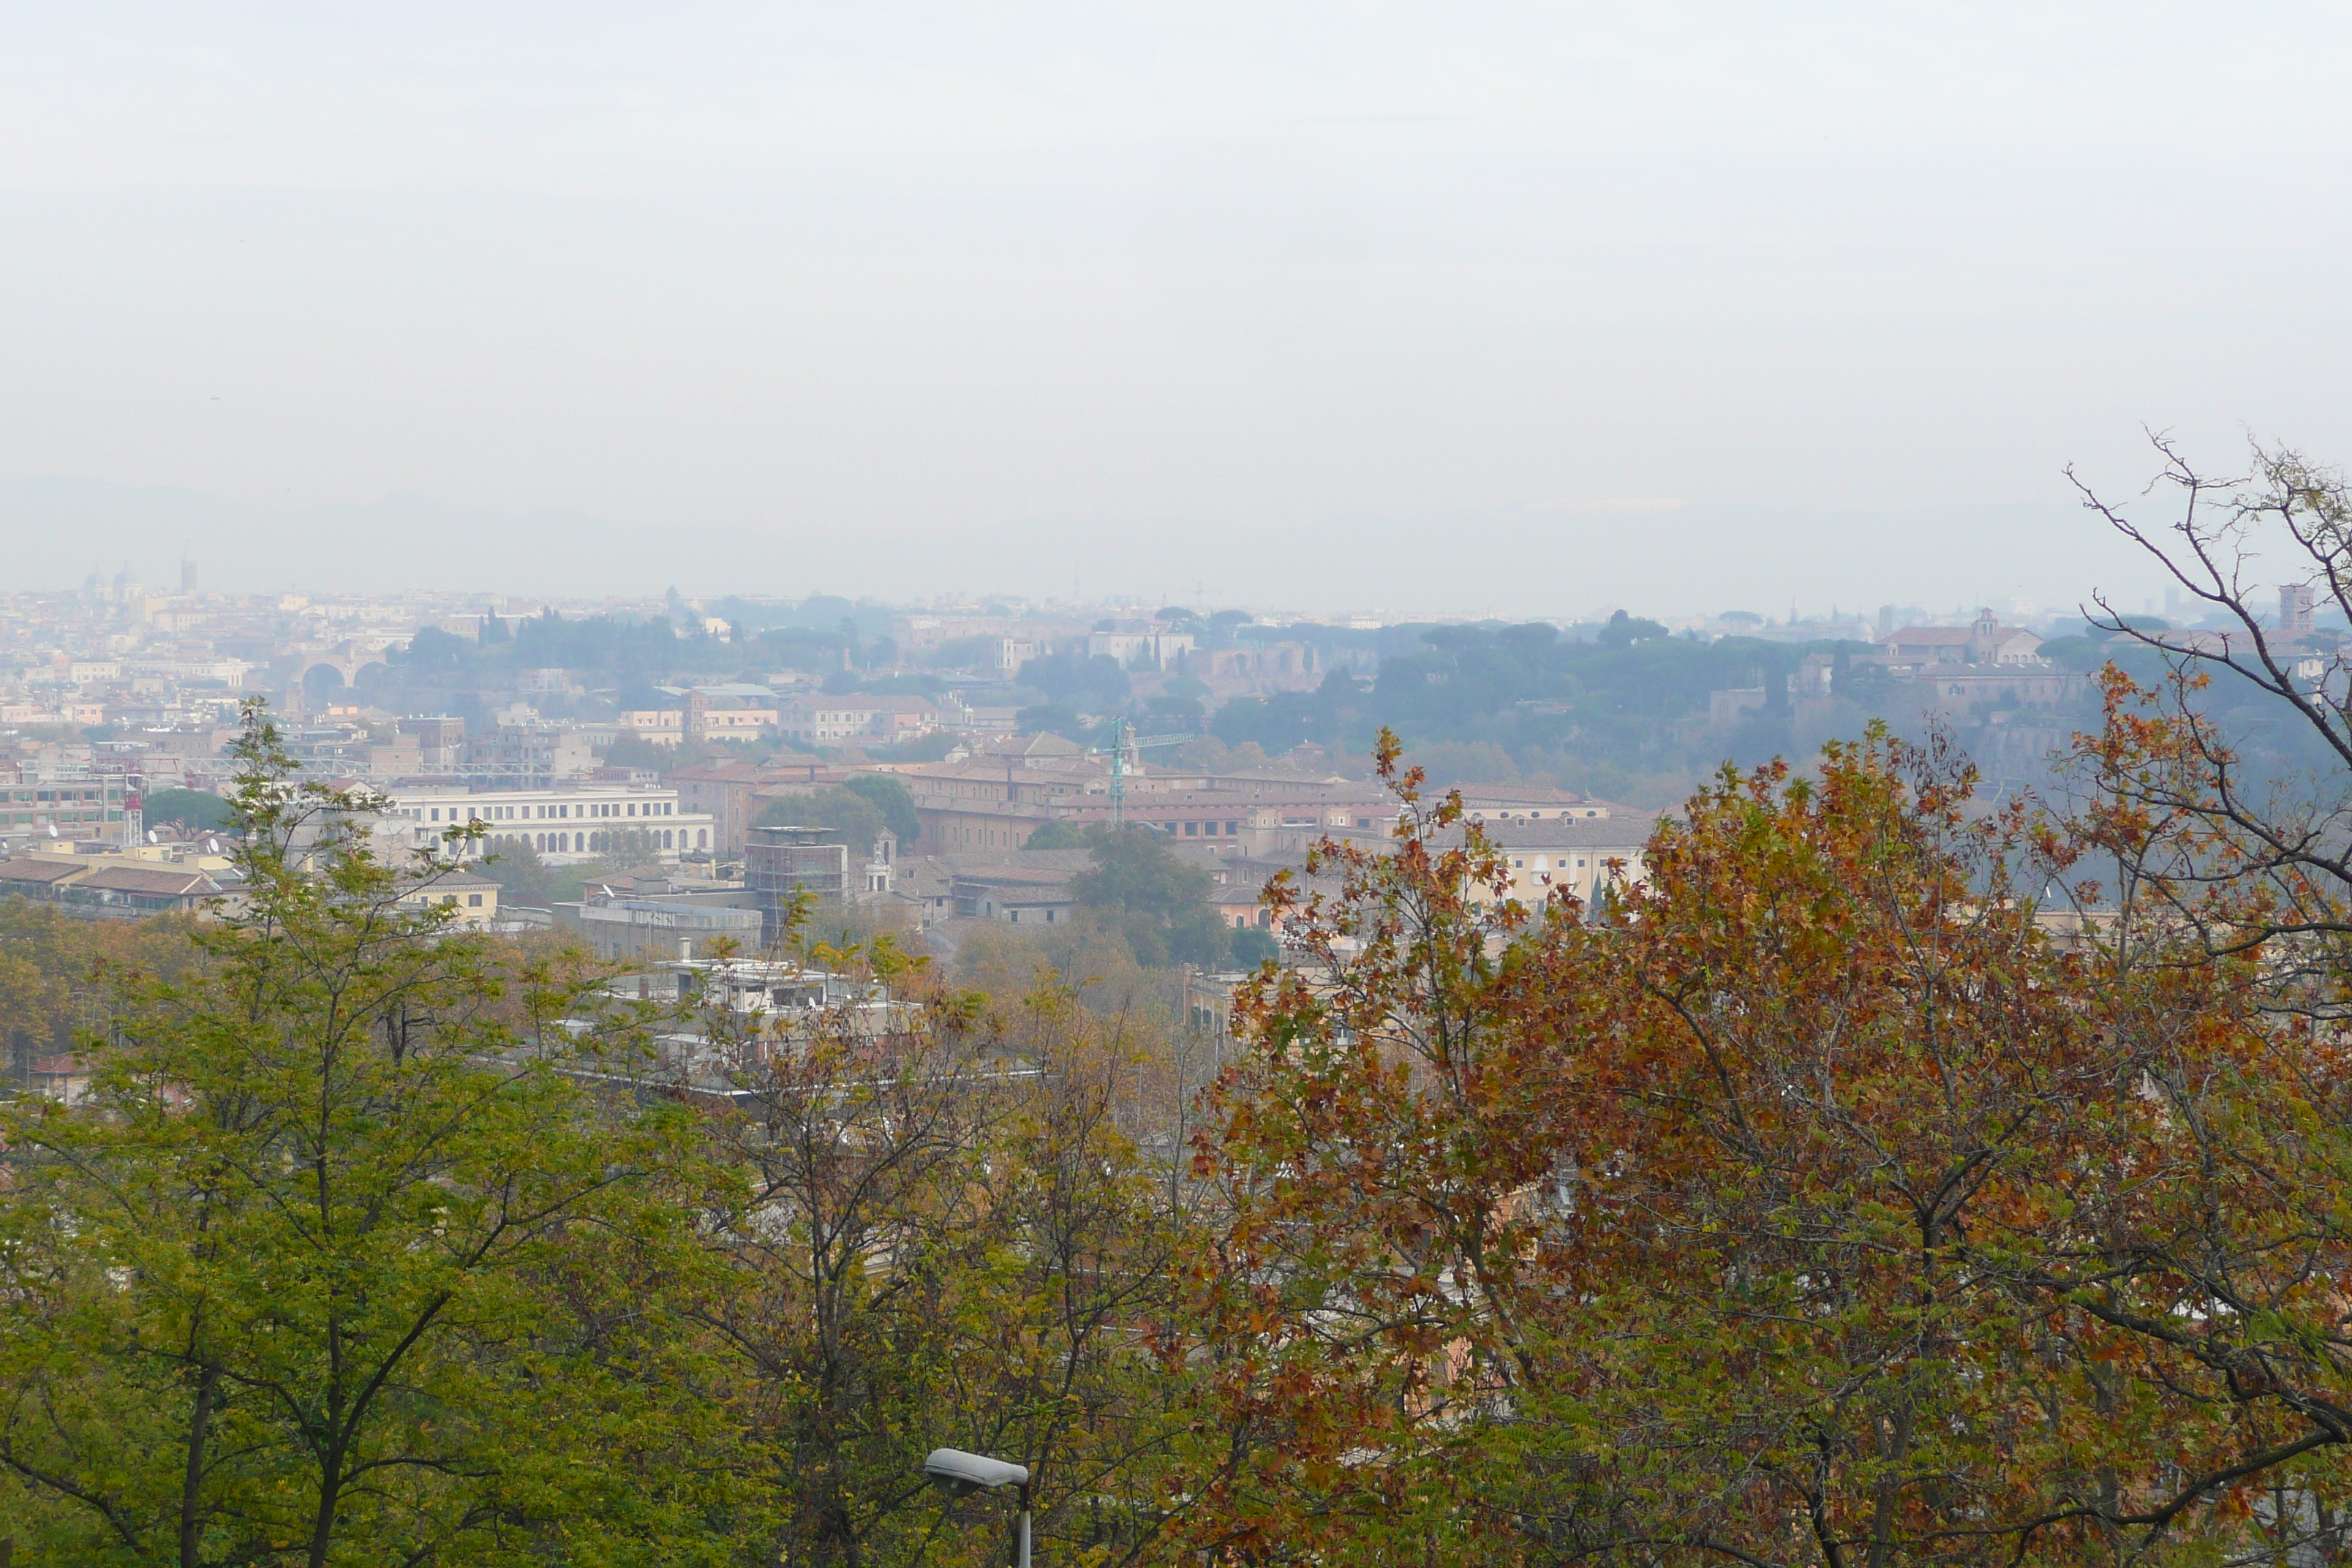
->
xmin=1086 ymin=717 xmax=1194 ymax=827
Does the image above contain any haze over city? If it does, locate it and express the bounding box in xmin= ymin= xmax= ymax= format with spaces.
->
xmin=16 ymin=12 xmax=2352 ymax=1566
xmin=9 ymin=3 xmax=2351 ymax=614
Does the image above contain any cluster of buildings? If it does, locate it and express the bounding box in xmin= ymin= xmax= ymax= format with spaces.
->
xmin=0 ymin=581 xmax=1400 ymax=951
xmin=40 ymin=576 xmax=2313 ymax=957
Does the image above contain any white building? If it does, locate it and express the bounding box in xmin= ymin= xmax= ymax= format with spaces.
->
xmin=1085 ymin=630 xmax=1195 ymax=670
xmin=372 ymin=785 xmax=718 ymax=864
xmin=777 ymin=694 xmax=942 ymax=746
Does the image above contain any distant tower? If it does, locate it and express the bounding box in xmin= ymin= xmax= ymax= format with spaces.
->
xmin=1877 ymin=604 xmax=1896 ymax=639
xmin=2282 ymin=584 xmax=2316 ymax=638
xmin=122 ymin=777 xmax=143 ymax=853
xmin=1969 ymin=606 xmax=2001 ymax=665
xmin=180 ymin=556 xmax=198 ymax=594
xmin=112 ymin=561 xmax=133 ymax=602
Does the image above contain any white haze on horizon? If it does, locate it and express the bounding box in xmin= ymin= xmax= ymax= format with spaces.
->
xmin=2 ymin=3 xmax=2348 ymax=619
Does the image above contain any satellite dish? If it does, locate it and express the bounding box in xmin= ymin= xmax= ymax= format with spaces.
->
xmin=206 ymin=837 xmax=221 ymax=853
xmin=146 ymin=830 xmax=158 ymax=844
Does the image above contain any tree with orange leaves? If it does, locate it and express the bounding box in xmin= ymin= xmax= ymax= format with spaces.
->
xmin=1180 ymin=719 xmax=2349 ymax=1565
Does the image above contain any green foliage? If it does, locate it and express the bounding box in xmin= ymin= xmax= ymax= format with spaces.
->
xmin=1017 ymin=652 xmax=1130 ymax=709
xmin=758 ymin=785 xmax=886 ymax=852
xmin=2038 ymin=633 xmax=2108 ymax=671
xmin=1229 ymin=925 xmax=1278 ymax=967
xmin=1596 ymin=607 xmax=1670 ymax=646
xmin=0 ymin=699 xmax=715 ymax=1567
xmin=671 ymin=958 xmax=1196 ymax=1568
xmin=1145 ymin=693 xmax=1204 ymax=724
xmin=913 ymin=634 xmax=1003 ymax=670
xmin=1070 ymin=826 xmax=1232 ymax=967
xmin=478 ymin=833 xmax=559 ymax=904
xmin=1023 ymin=820 xmax=1089 ymax=849
xmin=1213 ymin=621 xmax=1921 ymax=799
xmin=138 ymin=787 xmax=235 ymax=834
xmin=840 ymin=772 xmax=921 ymax=844
xmin=1015 ymin=702 xmax=1085 ymax=739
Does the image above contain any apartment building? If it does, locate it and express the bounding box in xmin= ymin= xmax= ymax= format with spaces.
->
xmin=777 ymin=693 xmax=942 ymax=746
xmin=1482 ymin=815 xmax=1659 ymax=908
xmin=462 ymin=723 xmax=596 ymax=788
xmin=0 ymin=773 xmax=130 ymax=850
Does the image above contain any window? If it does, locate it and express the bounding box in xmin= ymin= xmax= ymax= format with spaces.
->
xmin=1225 ymin=821 xmax=1238 ymax=834
xmin=429 ymin=808 xmax=440 ymax=822
xmin=468 ymin=893 xmax=483 ymax=907
xmin=1184 ymin=821 xmax=1198 ymax=835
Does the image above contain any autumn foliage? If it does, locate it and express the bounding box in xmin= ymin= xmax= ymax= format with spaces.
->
xmin=1182 ymin=717 xmax=2352 ymax=1565
xmin=16 ymin=652 xmax=2352 ymax=1565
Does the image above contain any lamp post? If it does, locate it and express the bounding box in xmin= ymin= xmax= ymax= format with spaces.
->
xmin=922 ymin=1447 xmax=1031 ymax=1568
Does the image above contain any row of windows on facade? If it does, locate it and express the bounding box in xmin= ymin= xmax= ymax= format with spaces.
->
xmin=1470 ymin=810 xmax=1605 ymax=821
xmin=1510 ymin=856 xmax=1597 ymax=872
xmin=951 ymin=819 xmax=1250 ymax=841
xmin=486 ymin=828 xmax=709 ymax=853
xmin=399 ymin=801 xmax=677 ymax=823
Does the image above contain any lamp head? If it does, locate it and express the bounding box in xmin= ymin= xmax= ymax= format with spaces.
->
xmin=923 ymin=1447 xmax=1029 ymax=1499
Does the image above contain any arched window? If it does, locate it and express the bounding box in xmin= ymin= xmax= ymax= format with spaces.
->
xmin=697 ymin=829 xmax=708 ymax=848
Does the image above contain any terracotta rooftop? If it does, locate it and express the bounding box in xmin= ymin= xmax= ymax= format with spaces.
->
xmin=75 ymin=867 xmax=219 ymax=897
xmin=0 ymin=857 xmax=91 ymax=887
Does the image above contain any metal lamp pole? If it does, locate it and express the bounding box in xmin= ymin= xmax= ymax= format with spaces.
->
xmin=922 ymin=1447 xmax=1031 ymax=1567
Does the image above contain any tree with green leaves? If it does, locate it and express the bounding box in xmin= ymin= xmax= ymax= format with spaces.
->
xmin=1069 ymin=826 xmax=1231 ymax=968
xmin=0 ymin=700 xmax=720 ymax=1567
xmin=140 ymin=788 xmax=235 ymax=837
xmin=837 ymin=774 xmax=920 ymax=845
xmin=679 ymin=934 xmax=1195 ymax=1568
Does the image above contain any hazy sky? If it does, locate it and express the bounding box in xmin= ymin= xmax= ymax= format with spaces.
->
xmin=4 ymin=3 xmax=2350 ymax=617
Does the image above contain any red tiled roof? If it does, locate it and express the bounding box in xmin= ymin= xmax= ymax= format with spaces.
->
xmin=0 ymin=858 xmax=91 ymax=887
xmin=76 ymin=867 xmax=217 ymax=897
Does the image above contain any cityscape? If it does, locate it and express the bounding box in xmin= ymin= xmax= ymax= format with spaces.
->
xmin=0 ymin=569 xmax=2258 ymax=946
xmin=11 ymin=5 xmax=2352 ymax=1566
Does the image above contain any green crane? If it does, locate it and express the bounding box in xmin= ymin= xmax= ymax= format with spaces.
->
xmin=1087 ymin=717 xmax=1194 ymax=827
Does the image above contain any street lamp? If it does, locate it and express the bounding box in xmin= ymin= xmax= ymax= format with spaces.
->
xmin=922 ymin=1447 xmax=1031 ymax=1568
